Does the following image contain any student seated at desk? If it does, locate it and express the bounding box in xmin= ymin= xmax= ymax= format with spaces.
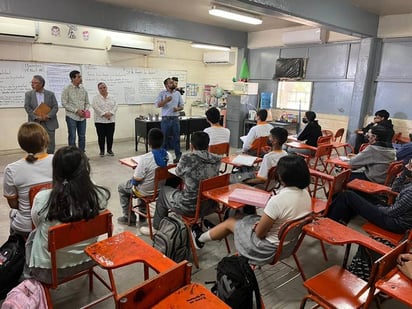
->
xmin=348 ymin=125 xmax=396 ymax=184
xmin=244 ymin=127 xmax=288 ymax=188
xmin=150 ymin=132 xmax=221 ymax=236
xmin=25 ymin=146 xmax=110 ymax=284
xmin=203 ymin=107 xmax=230 ymax=145
xmin=117 ymin=128 xmax=171 ymax=227
xmin=197 ymin=155 xmax=311 ymax=266
xmin=287 ymin=111 xmax=322 ymax=156
xmin=241 ymin=109 xmax=272 ymax=156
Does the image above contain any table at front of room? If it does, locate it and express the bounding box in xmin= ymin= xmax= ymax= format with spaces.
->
xmin=135 ymin=117 xmax=209 ymax=152
xmin=244 ymin=119 xmax=298 ymax=135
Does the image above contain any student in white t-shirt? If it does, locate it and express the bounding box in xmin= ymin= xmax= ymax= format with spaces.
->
xmin=3 ymin=122 xmax=53 ymax=238
xmin=197 ymin=155 xmax=311 ymax=265
xmin=203 ymin=107 xmax=230 ymax=145
xmin=242 ymin=109 xmax=273 ymax=155
xmin=244 ymin=127 xmax=288 ymax=187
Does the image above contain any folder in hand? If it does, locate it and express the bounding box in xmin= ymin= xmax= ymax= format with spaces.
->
xmin=34 ymin=103 xmax=51 ymax=117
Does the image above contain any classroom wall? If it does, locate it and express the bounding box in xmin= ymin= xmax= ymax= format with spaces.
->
xmin=0 ymin=38 xmax=237 ymax=153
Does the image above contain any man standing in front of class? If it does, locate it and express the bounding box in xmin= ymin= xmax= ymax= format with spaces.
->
xmin=24 ymin=75 xmax=59 ymax=154
xmin=155 ymin=77 xmax=184 ymax=163
xmin=61 ymin=70 xmax=90 ymax=152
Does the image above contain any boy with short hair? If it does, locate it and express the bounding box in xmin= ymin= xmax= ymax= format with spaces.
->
xmin=204 ymin=107 xmax=230 ymax=145
xmin=242 ymin=109 xmax=272 ymax=155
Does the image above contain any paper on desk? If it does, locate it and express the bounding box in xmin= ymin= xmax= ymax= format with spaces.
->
xmin=168 ymin=167 xmax=177 ymax=176
xmin=131 ymin=156 xmax=142 ymax=164
xmin=231 ymin=154 xmax=257 ymax=166
xmin=339 ymin=156 xmax=350 ymax=162
xmin=240 ymin=135 xmax=246 ymax=143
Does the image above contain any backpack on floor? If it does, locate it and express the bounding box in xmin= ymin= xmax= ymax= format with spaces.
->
xmin=1 ymin=279 xmax=47 ymax=309
xmin=152 ymin=213 xmax=190 ymax=263
xmin=212 ymin=255 xmax=262 ymax=309
xmin=0 ymin=234 xmax=26 ymax=299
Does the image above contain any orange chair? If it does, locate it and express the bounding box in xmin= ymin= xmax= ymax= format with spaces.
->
xmin=359 ymin=142 xmax=369 ymax=152
xmin=43 ymin=209 xmax=113 ymax=308
xmin=331 ymin=128 xmax=353 ymax=156
xmin=321 ymin=129 xmax=334 ymax=138
xmin=29 ymin=182 xmax=52 ymax=207
xmin=117 ymin=261 xmax=192 ymax=308
xmin=128 ymin=165 xmax=177 ymax=238
xmin=209 ymin=142 xmax=230 ymax=173
xmin=263 ymin=166 xmax=280 ymax=193
xmin=302 ymin=143 xmax=333 ymax=173
xmin=317 ymin=135 xmax=332 ymax=145
xmin=250 ymin=136 xmax=270 ymax=157
xmin=182 ymin=173 xmax=231 ymax=268
xmin=300 ymin=237 xmax=411 ymax=309
xmin=362 ymin=222 xmax=407 ymax=245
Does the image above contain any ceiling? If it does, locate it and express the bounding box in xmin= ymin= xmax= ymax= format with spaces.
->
xmin=95 ymin=0 xmax=412 ymax=33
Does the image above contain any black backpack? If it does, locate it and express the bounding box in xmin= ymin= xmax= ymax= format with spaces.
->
xmin=152 ymin=213 xmax=190 ymax=263
xmin=212 ymin=255 xmax=262 ymax=309
xmin=0 ymin=234 xmax=26 ymax=299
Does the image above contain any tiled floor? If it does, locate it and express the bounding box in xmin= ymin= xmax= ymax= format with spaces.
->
xmin=0 ymin=139 xmax=408 ymax=308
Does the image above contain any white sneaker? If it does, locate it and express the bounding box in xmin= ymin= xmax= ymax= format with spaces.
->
xmin=140 ymin=226 xmax=157 ymax=236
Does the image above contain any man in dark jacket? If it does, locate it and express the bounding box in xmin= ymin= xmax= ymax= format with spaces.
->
xmin=288 ymin=111 xmax=322 ymax=156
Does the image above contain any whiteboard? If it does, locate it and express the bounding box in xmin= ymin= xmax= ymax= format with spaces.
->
xmin=0 ymin=60 xmax=187 ymax=108
xmin=82 ymin=65 xmax=187 ymax=104
xmin=0 ymin=61 xmax=79 ymax=108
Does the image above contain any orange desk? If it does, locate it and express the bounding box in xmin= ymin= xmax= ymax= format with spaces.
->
xmin=375 ymin=269 xmax=412 ymax=306
xmin=202 ymin=183 xmax=270 ymax=209
xmin=152 ymin=283 xmax=231 ymax=308
xmin=346 ymin=178 xmax=391 ymax=194
xmin=119 ymin=157 xmax=137 ymax=169
xmin=325 ymin=157 xmax=351 ymax=172
xmin=285 ymin=141 xmax=317 ymax=151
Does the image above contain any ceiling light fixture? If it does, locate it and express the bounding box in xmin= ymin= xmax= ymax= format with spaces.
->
xmin=191 ymin=43 xmax=231 ymax=51
xmin=209 ymin=5 xmax=262 ymax=25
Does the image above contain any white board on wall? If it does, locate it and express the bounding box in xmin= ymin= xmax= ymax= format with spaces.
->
xmin=0 ymin=61 xmax=79 ymax=108
xmin=82 ymin=64 xmax=186 ymax=104
xmin=0 ymin=60 xmax=187 ymax=107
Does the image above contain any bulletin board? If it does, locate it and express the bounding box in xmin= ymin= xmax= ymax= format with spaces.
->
xmin=0 ymin=60 xmax=187 ymax=107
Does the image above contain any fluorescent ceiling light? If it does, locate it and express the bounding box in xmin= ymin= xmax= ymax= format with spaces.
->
xmin=209 ymin=6 xmax=262 ymax=25
xmin=191 ymin=43 xmax=230 ymax=51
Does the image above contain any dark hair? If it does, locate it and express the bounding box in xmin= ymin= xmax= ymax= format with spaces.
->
xmin=257 ymin=109 xmax=268 ymax=121
xmin=163 ymin=78 xmax=171 ymax=86
xmin=148 ymin=128 xmax=164 ymax=149
xmin=18 ymin=122 xmax=49 ymax=163
xmin=276 ymin=155 xmax=310 ymax=189
xmin=305 ymin=111 xmax=316 ymax=122
xmin=205 ymin=107 xmax=221 ymax=124
xmin=171 ymin=77 xmax=178 ymax=82
xmin=69 ymin=70 xmax=81 ymax=80
xmin=370 ymin=125 xmax=393 ymax=148
xmin=270 ymin=127 xmax=288 ymax=146
xmin=46 ymin=146 xmax=110 ymax=223
xmin=375 ymin=109 xmax=390 ymax=120
xmin=190 ymin=131 xmax=210 ymax=150
xmin=33 ymin=75 xmax=45 ymax=87
xmin=97 ymin=82 xmax=106 ymax=88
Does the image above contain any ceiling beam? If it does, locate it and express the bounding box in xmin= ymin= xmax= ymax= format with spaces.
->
xmin=0 ymin=0 xmax=247 ymax=47
xmin=218 ymin=0 xmax=379 ymax=37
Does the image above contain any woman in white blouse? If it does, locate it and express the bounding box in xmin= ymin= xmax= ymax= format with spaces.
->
xmin=92 ymin=82 xmax=118 ymax=157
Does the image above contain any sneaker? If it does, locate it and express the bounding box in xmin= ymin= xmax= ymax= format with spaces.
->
xmin=107 ymin=151 xmax=115 ymax=156
xmin=140 ymin=226 xmax=157 ymax=236
xmin=203 ymin=219 xmax=215 ymax=230
xmin=117 ymin=216 xmax=136 ymax=226
xmin=191 ymin=225 xmax=204 ymax=249
xmin=99 ymin=152 xmax=104 ymax=157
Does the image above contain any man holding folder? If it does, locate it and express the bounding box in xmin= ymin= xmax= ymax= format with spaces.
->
xmin=24 ymin=75 xmax=59 ymax=153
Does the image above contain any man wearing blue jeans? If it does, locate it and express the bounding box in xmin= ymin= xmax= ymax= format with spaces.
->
xmin=155 ymin=78 xmax=184 ymax=163
xmin=61 ymin=70 xmax=90 ymax=152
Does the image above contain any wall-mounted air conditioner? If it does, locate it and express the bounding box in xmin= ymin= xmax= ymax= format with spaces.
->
xmin=107 ymin=33 xmax=154 ymax=54
xmin=281 ymin=28 xmax=327 ymax=46
xmin=203 ymin=51 xmax=235 ymax=65
xmin=0 ymin=19 xmax=36 ymax=43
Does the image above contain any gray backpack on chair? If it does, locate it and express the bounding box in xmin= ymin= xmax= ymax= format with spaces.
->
xmin=152 ymin=213 xmax=190 ymax=262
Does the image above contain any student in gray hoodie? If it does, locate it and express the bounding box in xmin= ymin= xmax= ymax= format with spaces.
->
xmin=148 ymin=131 xmax=221 ymax=234
xmin=348 ymin=125 xmax=396 ymax=184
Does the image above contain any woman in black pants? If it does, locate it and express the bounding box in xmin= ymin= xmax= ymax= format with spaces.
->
xmin=92 ymin=82 xmax=118 ymax=157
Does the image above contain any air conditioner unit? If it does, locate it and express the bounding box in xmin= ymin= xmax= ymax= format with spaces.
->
xmin=107 ymin=33 xmax=154 ymax=54
xmin=0 ymin=21 xmax=36 ymax=43
xmin=203 ymin=51 xmax=235 ymax=65
xmin=281 ymin=28 xmax=327 ymax=46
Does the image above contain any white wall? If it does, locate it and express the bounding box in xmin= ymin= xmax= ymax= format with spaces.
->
xmin=378 ymin=13 xmax=412 ymax=38
xmin=0 ymin=38 xmax=237 ymax=153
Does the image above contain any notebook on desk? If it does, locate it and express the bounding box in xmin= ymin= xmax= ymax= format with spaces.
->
xmin=228 ymin=188 xmax=271 ymax=208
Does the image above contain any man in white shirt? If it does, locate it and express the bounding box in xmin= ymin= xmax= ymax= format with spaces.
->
xmin=242 ymin=109 xmax=272 ymax=155
xmin=203 ymin=107 xmax=230 ymax=145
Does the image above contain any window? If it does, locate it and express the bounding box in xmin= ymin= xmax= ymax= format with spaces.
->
xmin=276 ymin=81 xmax=312 ymax=110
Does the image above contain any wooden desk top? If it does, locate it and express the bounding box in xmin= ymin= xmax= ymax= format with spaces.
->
xmin=375 ymin=269 xmax=412 ymax=306
xmin=202 ymin=183 xmax=269 ymax=209
xmin=221 ymin=154 xmax=262 ymax=166
xmin=152 ymin=283 xmax=231 ymax=308
xmin=119 ymin=157 xmax=137 ymax=169
xmin=346 ymin=178 xmax=392 ymax=194
xmin=85 ymin=231 xmax=176 ymax=271
xmin=303 ymin=218 xmax=391 ymax=255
